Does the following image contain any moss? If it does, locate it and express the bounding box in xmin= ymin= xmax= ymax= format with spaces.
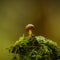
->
xmin=9 ymin=35 xmax=60 ymax=60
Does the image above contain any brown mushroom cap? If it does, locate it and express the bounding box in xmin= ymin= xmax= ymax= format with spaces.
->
xmin=25 ymin=24 xmax=35 ymax=31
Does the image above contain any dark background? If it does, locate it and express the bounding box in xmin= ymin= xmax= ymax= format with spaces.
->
xmin=0 ymin=0 xmax=60 ymax=60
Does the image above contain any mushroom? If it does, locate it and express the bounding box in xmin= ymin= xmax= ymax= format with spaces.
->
xmin=25 ymin=24 xmax=35 ymax=38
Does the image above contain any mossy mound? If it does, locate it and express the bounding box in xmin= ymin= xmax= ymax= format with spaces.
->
xmin=9 ymin=35 xmax=60 ymax=60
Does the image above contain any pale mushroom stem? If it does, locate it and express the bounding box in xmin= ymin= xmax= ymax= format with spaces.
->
xmin=29 ymin=29 xmax=32 ymax=38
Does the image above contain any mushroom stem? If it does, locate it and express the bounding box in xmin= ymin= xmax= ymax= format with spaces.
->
xmin=29 ymin=29 xmax=32 ymax=38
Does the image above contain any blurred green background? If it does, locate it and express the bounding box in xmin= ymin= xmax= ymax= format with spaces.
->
xmin=0 ymin=0 xmax=60 ymax=60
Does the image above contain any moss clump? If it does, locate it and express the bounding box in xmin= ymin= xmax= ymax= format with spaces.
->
xmin=9 ymin=35 xmax=60 ymax=60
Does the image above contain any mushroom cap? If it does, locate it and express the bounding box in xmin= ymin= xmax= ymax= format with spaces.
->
xmin=25 ymin=24 xmax=35 ymax=31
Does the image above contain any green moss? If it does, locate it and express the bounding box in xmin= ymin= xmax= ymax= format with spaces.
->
xmin=9 ymin=35 xmax=60 ymax=60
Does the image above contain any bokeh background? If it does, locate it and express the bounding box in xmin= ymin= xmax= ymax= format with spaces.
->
xmin=0 ymin=0 xmax=60 ymax=60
